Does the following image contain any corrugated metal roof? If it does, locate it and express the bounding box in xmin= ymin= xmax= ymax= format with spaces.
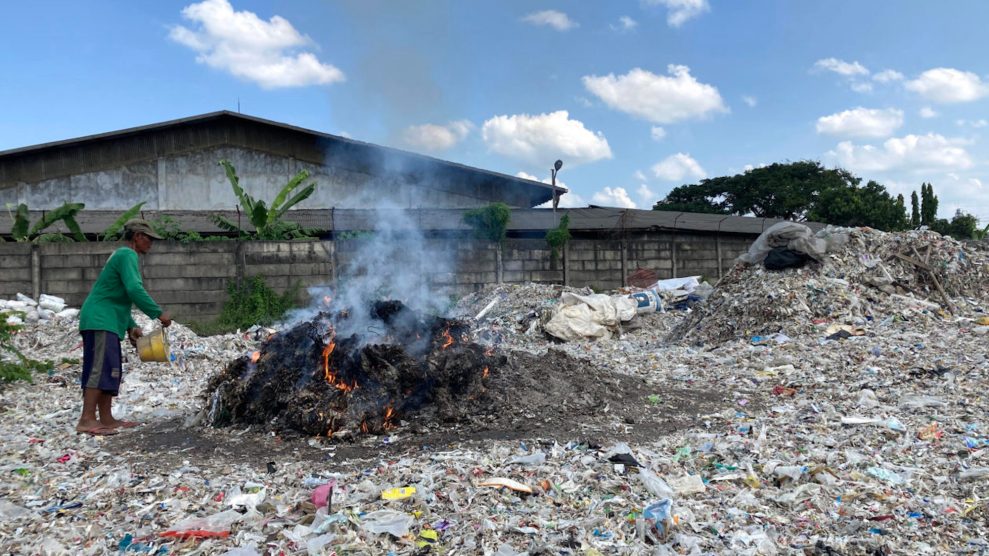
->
xmin=0 ymin=207 xmax=823 ymax=236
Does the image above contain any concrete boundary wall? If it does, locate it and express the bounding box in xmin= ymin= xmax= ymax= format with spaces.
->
xmin=0 ymin=230 xmax=755 ymax=322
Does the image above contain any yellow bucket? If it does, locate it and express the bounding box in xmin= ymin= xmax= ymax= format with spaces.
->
xmin=137 ymin=328 xmax=170 ymax=362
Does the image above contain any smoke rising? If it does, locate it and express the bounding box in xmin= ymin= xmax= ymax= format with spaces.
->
xmin=283 ymin=156 xmax=457 ymax=344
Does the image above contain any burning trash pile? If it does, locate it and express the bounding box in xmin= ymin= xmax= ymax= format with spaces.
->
xmin=672 ymin=226 xmax=989 ymax=346
xmin=203 ymin=299 xmax=506 ymax=437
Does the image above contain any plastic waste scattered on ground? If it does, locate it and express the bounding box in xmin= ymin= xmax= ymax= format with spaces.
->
xmin=2 ymin=227 xmax=989 ymax=554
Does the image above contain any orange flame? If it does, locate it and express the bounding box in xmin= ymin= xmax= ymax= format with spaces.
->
xmin=250 ymin=351 xmax=260 ymax=364
xmin=383 ymin=405 xmax=396 ymax=430
xmin=322 ymin=328 xmax=356 ymax=392
xmin=440 ymin=329 xmax=454 ymax=350
xmin=360 ymin=418 xmax=369 ymax=434
xmin=483 ymin=366 xmax=489 ymax=379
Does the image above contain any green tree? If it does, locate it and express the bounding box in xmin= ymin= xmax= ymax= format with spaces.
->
xmin=653 ymin=161 xmax=909 ymax=230
xmin=651 ymin=180 xmax=730 ymax=215
xmin=545 ymin=213 xmax=572 ymax=267
xmin=463 ymin=203 xmax=511 ymax=243
xmin=655 ymin=161 xmax=860 ymax=220
xmin=910 ymin=191 xmax=920 ymax=228
xmin=4 ymin=202 xmax=86 ymax=243
xmin=920 ymin=182 xmax=939 ymax=226
xmin=808 ymin=180 xmax=909 ymax=231
xmin=211 ymin=160 xmax=317 ymax=240
xmin=943 ymin=211 xmax=979 ymax=240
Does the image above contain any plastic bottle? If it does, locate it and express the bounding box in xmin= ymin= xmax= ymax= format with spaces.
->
xmin=638 ymin=467 xmax=675 ymax=499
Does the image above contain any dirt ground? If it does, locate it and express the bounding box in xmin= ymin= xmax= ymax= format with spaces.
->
xmin=108 ymin=347 xmax=731 ymax=471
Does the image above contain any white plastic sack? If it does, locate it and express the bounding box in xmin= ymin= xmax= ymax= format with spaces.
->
xmin=38 ymin=294 xmax=66 ymax=312
xmin=56 ymin=308 xmax=80 ymax=319
xmin=650 ymin=276 xmax=701 ymax=292
xmin=737 ymin=222 xmax=828 ymax=265
xmin=543 ymin=292 xmax=637 ymax=341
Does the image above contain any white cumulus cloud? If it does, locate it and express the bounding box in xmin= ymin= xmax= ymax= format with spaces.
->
xmin=582 ymin=65 xmax=727 ymax=124
xmin=919 ymin=106 xmax=938 ymax=119
xmin=169 ymin=0 xmax=344 ymax=89
xmin=828 ymin=133 xmax=973 ymax=173
xmin=615 ymin=16 xmax=638 ymax=31
xmin=401 ymin=120 xmax=472 ymax=152
xmin=905 ymin=68 xmax=989 ymax=103
xmin=815 ymin=107 xmax=904 ymax=138
xmin=592 ymin=187 xmax=637 ymax=208
xmin=651 ymin=152 xmax=706 ymax=182
xmin=521 ymin=10 xmax=577 ymax=31
xmin=873 ymin=69 xmax=904 ymax=83
xmin=813 ymin=58 xmax=869 ymax=77
xmin=956 ymin=119 xmax=989 ymax=128
xmin=644 ymin=0 xmax=710 ymax=27
xmin=636 ymin=184 xmax=657 ymax=206
xmin=481 ymin=111 xmax=612 ymax=167
xmin=650 ymin=126 xmax=667 ymax=141
xmin=850 ymin=81 xmax=874 ymax=94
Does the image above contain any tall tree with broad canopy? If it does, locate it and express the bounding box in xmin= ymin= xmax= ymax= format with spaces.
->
xmin=653 ymin=161 xmax=910 ymax=231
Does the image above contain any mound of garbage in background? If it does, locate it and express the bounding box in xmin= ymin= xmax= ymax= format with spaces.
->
xmin=672 ymin=225 xmax=989 ymax=346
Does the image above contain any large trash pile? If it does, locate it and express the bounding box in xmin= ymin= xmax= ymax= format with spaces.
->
xmin=2 ymin=225 xmax=989 ymax=555
xmin=673 ymin=227 xmax=989 ymax=346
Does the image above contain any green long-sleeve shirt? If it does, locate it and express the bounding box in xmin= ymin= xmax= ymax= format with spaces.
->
xmin=79 ymin=247 xmax=162 ymax=338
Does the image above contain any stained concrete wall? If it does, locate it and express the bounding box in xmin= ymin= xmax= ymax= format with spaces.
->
xmin=0 ymin=230 xmax=754 ymax=323
xmin=0 ymin=146 xmax=487 ymax=212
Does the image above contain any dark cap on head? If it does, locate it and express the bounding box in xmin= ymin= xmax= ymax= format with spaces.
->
xmin=124 ymin=219 xmax=163 ymax=240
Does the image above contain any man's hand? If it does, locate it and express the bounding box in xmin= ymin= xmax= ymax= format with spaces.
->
xmin=159 ymin=311 xmax=172 ymax=328
xmin=127 ymin=327 xmax=143 ymax=348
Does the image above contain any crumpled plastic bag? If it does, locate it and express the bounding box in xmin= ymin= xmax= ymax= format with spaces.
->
xmin=737 ymin=222 xmax=828 ymax=264
xmin=161 ymin=509 xmax=246 ymax=539
xmin=361 ymin=510 xmax=413 ymax=537
xmin=226 ymin=482 xmax=267 ymax=509
xmin=543 ymin=292 xmax=637 ymax=341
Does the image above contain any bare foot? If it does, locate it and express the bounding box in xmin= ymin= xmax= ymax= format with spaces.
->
xmin=76 ymin=425 xmax=119 ymax=436
xmin=76 ymin=418 xmax=102 ymax=433
xmin=101 ymin=419 xmax=141 ymax=429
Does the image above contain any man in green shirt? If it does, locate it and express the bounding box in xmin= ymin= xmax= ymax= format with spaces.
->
xmin=76 ymin=219 xmax=172 ymax=435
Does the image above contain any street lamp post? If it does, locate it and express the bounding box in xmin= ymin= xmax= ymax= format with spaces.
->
xmin=551 ymin=159 xmax=563 ymax=212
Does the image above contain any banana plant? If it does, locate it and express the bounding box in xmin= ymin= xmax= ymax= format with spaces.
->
xmin=99 ymin=202 xmax=146 ymax=241
xmin=5 ymin=202 xmax=86 ymax=243
xmin=211 ymin=160 xmax=317 ymax=240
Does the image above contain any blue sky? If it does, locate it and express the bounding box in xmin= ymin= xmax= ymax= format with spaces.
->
xmin=2 ymin=1 xmax=988 ymax=221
